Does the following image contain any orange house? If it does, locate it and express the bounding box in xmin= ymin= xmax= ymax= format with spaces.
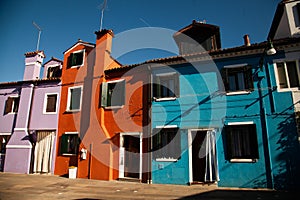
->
xmin=54 ymin=29 xmax=151 ymax=182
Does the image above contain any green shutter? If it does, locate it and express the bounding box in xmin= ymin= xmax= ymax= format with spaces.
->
xmin=245 ymin=65 xmax=254 ymax=91
xmin=67 ymin=53 xmax=73 ymax=68
xmin=120 ymin=80 xmax=125 ymax=106
xmin=76 ymin=51 xmax=84 ymax=66
xmin=221 ymin=68 xmax=229 ymax=92
xmin=60 ymin=134 xmax=68 ymax=155
xmin=101 ymin=82 xmax=108 ymax=107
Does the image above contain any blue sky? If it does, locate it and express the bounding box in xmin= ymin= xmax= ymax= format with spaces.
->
xmin=0 ymin=0 xmax=281 ymax=82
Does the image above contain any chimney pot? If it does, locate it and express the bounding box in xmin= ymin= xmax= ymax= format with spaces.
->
xmin=243 ymin=34 xmax=251 ymax=46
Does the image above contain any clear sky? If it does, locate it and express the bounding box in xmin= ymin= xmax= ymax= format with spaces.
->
xmin=0 ymin=0 xmax=281 ymax=83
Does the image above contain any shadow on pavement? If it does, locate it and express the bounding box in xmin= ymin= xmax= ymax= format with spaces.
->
xmin=179 ymin=189 xmax=299 ymax=200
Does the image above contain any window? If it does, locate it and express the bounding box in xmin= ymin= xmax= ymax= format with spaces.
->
xmin=67 ymin=50 xmax=84 ymax=68
xmin=222 ymin=65 xmax=253 ymax=93
xmin=152 ymin=128 xmax=181 ymax=160
xmin=225 ymin=124 xmax=259 ymax=162
xmin=60 ymin=133 xmax=80 ymax=155
xmin=101 ymin=80 xmax=125 ymax=108
xmin=0 ymin=135 xmax=10 ymax=154
xmin=47 ymin=66 xmax=61 ymax=78
xmin=67 ymin=86 xmax=82 ymax=111
xmin=276 ymin=61 xmax=300 ymax=89
xmin=44 ymin=94 xmax=58 ymax=113
xmin=153 ymin=73 xmax=179 ymax=100
xmin=4 ymin=96 xmax=19 ymax=114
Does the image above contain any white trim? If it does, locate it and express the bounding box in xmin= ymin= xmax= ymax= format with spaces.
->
xmin=229 ymin=158 xmax=257 ymax=163
xmin=65 ymin=132 xmax=79 ymax=135
xmin=64 ymin=42 xmax=95 ymax=55
xmin=69 ymin=49 xmax=85 ymax=68
xmin=227 ymin=121 xmax=254 ymax=125
xmin=155 ymin=125 xmax=178 ymax=129
xmin=106 ymin=79 xmax=125 ymax=84
xmin=14 ymin=128 xmax=27 ymax=131
xmin=0 ymin=133 xmax=11 ymax=135
xmin=154 ymin=97 xmax=177 ymax=102
xmin=104 ymin=105 xmax=124 ymax=110
xmin=155 ymin=158 xmax=178 ymax=162
xmin=226 ymin=91 xmax=251 ymax=96
xmin=119 ymin=132 xmax=143 ymax=180
xmin=223 ymin=63 xmax=248 ymax=68
xmin=25 ymin=62 xmax=41 ymax=66
xmin=43 ymin=93 xmax=59 ymax=114
xmin=155 ymin=72 xmax=177 ymax=77
xmin=6 ymin=144 xmax=32 ymax=149
xmin=66 ymin=85 xmax=83 ymax=112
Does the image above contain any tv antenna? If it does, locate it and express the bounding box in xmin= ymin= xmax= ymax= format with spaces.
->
xmin=32 ymin=21 xmax=42 ymax=51
xmin=100 ymin=0 xmax=107 ymax=30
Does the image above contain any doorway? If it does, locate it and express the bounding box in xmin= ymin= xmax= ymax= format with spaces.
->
xmin=119 ymin=132 xmax=142 ymax=180
xmin=188 ymin=129 xmax=218 ymax=184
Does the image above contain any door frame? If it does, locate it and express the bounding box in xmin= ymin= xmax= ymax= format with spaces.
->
xmin=188 ymin=128 xmax=215 ymax=183
xmin=119 ymin=132 xmax=143 ymax=179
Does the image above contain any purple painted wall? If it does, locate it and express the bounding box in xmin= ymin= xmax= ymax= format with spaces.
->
xmin=0 ymin=86 xmax=21 ymax=133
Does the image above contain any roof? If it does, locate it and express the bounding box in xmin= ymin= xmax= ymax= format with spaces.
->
xmin=0 ymin=77 xmax=61 ymax=87
xmin=105 ymin=37 xmax=300 ymax=73
xmin=63 ymin=39 xmax=95 ymax=54
xmin=24 ymin=50 xmax=45 ymax=58
xmin=173 ymin=20 xmax=221 ymax=49
xmin=44 ymin=57 xmax=63 ymax=65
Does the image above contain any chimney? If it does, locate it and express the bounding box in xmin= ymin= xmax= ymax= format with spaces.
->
xmin=23 ymin=51 xmax=45 ymax=81
xmin=94 ymin=29 xmax=114 ymax=72
xmin=243 ymin=34 xmax=251 ymax=46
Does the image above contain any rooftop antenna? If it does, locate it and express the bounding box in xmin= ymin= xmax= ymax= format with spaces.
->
xmin=32 ymin=21 xmax=42 ymax=51
xmin=100 ymin=0 xmax=107 ymax=30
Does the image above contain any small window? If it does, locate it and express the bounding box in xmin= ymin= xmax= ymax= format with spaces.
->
xmin=225 ymin=124 xmax=259 ymax=162
xmin=47 ymin=66 xmax=61 ymax=78
xmin=152 ymin=128 xmax=181 ymax=160
xmin=153 ymin=73 xmax=179 ymax=99
xmin=4 ymin=96 xmax=20 ymax=114
xmin=60 ymin=133 xmax=80 ymax=155
xmin=101 ymin=80 xmax=125 ymax=108
xmin=276 ymin=61 xmax=300 ymax=89
xmin=222 ymin=65 xmax=253 ymax=93
xmin=67 ymin=50 xmax=84 ymax=68
xmin=67 ymin=86 xmax=82 ymax=111
xmin=44 ymin=94 xmax=57 ymax=113
xmin=0 ymin=135 xmax=10 ymax=154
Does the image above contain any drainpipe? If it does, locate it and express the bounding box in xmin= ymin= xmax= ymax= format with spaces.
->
xmin=26 ymin=83 xmax=35 ymax=174
xmin=147 ymin=64 xmax=152 ymax=184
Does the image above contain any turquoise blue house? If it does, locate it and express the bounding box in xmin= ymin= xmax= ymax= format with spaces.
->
xmin=149 ymin=0 xmax=300 ymax=190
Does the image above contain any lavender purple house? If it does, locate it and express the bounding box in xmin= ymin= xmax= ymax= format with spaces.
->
xmin=0 ymin=51 xmax=62 ymax=174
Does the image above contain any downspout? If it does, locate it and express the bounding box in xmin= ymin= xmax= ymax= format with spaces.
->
xmin=100 ymin=75 xmax=113 ymax=180
xmin=27 ymin=82 xmax=35 ymax=174
xmin=147 ymin=64 xmax=153 ymax=184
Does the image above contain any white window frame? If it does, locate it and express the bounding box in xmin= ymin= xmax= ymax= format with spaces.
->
xmin=274 ymin=60 xmax=300 ymax=92
xmin=5 ymin=95 xmax=19 ymax=114
xmin=69 ymin=49 xmax=85 ymax=68
xmin=46 ymin=64 xmax=61 ymax=78
xmin=154 ymin=125 xmax=179 ymax=162
xmin=66 ymin=86 xmax=83 ymax=112
xmin=153 ymin=72 xmax=179 ymax=101
xmin=43 ymin=93 xmax=58 ymax=114
xmin=61 ymin=132 xmax=79 ymax=156
xmin=223 ymin=63 xmax=252 ymax=95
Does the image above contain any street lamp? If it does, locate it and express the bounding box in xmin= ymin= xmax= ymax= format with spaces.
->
xmin=266 ymin=39 xmax=277 ymax=56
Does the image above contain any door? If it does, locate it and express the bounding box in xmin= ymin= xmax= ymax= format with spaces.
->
xmin=119 ymin=133 xmax=142 ymax=179
xmin=189 ymin=130 xmax=218 ymax=183
xmin=0 ymin=135 xmax=10 ymax=171
xmin=33 ymin=131 xmax=55 ymax=174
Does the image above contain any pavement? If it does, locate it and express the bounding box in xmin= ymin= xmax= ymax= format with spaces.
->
xmin=0 ymin=172 xmax=298 ymax=200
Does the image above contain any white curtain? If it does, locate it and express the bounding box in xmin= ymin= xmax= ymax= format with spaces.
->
xmin=33 ymin=131 xmax=55 ymax=173
xmin=204 ymin=130 xmax=219 ymax=182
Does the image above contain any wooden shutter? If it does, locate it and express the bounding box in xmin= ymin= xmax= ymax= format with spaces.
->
xmin=119 ymin=80 xmax=125 ymax=106
xmin=60 ymin=134 xmax=69 ymax=155
xmin=76 ymin=51 xmax=84 ymax=66
xmin=244 ymin=65 xmax=254 ymax=91
xmin=4 ymin=97 xmax=13 ymax=114
xmin=221 ymin=68 xmax=229 ymax=92
xmin=248 ymin=124 xmax=259 ymax=159
xmin=46 ymin=94 xmax=57 ymax=112
xmin=174 ymin=73 xmax=180 ymax=97
xmin=224 ymin=125 xmax=233 ymax=160
xmin=101 ymin=82 xmax=108 ymax=107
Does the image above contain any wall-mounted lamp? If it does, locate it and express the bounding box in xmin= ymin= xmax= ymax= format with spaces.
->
xmin=266 ymin=39 xmax=277 ymax=56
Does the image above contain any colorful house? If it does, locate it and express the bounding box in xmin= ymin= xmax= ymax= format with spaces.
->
xmin=0 ymin=51 xmax=62 ymax=174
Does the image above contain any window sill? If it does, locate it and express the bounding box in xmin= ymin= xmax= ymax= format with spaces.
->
xmin=65 ymin=109 xmax=81 ymax=113
xmin=104 ymin=105 xmax=124 ymax=110
xmin=62 ymin=153 xmax=77 ymax=156
xmin=155 ymin=158 xmax=178 ymax=162
xmin=229 ymin=158 xmax=257 ymax=163
xmin=69 ymin=65 xmax=83 ymax=69
xmin=277 ymin=87 xmax=300 ymax=92
xmin=43 ymin=112 xmax=57 ymax=115
xmin=226 ymin=91 xmax=251 ymax=96
xmin=153 ymin=97 xmax=177 ymax=102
